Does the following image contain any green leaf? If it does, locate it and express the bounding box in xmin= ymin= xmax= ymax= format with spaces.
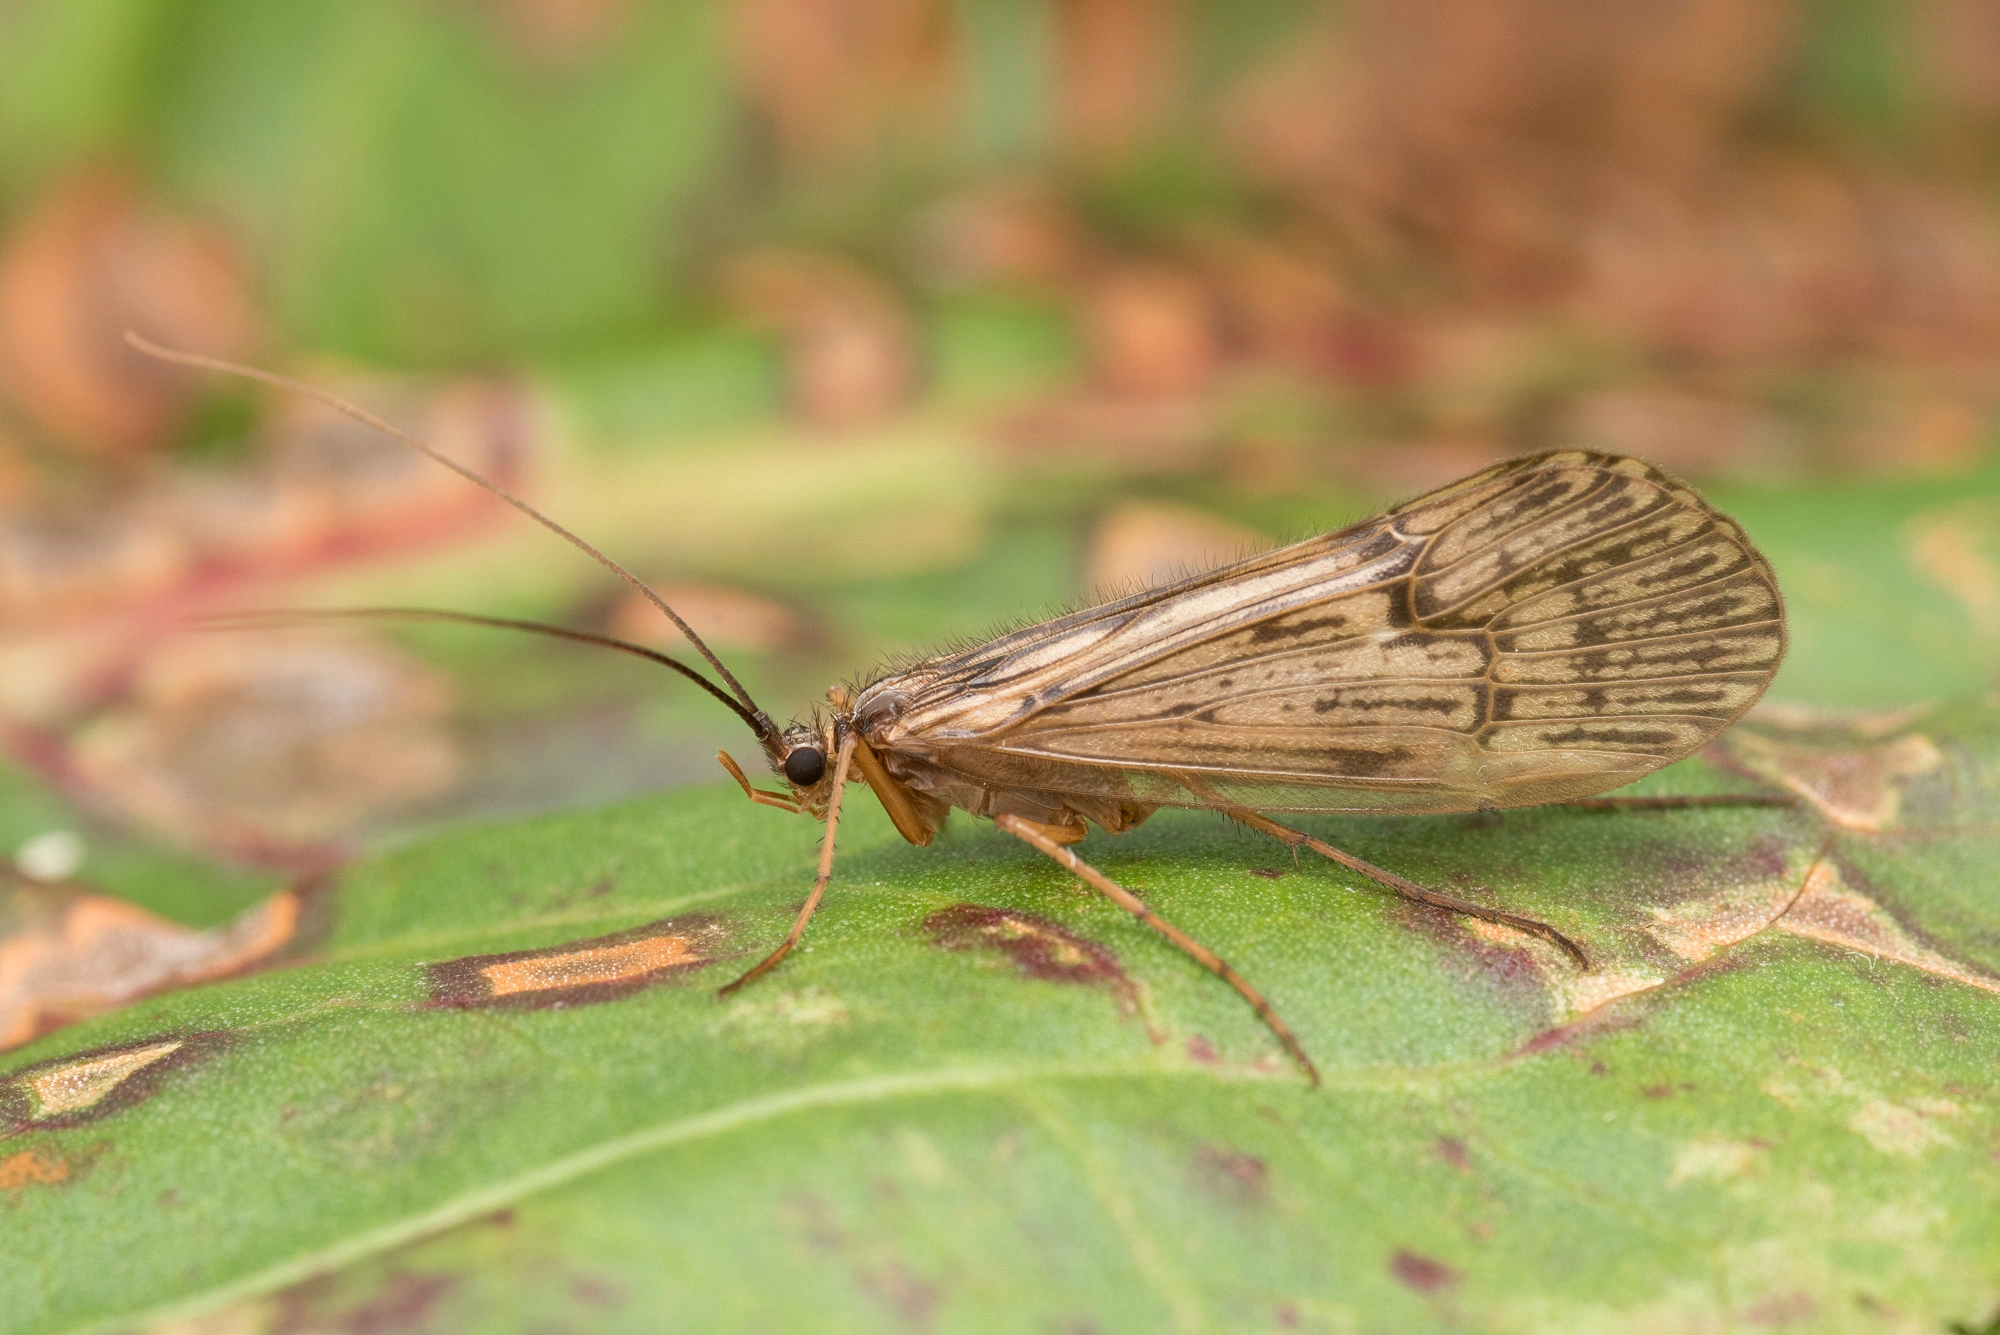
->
xmin=7 ymin=692 xmax=2000 ymax=1332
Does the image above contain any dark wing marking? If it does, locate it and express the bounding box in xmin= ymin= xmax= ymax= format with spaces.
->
xmin=857 ymin=451 xmax=1785 ymax=814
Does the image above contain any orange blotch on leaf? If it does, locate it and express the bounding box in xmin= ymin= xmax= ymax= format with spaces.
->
xmin=482 ymin=934 xmax=702 ymax=997
xmin=428 ymin=916 xmax=728 ymax=1009
xmin=0 ymin=1147 xmax=68 ymax=1193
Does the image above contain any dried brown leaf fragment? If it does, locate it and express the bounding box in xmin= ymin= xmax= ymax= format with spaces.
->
xmin=0 ymin=169 xmax=260 ymax=456
xmin=0 ymin=883 xmax=295 ymax=1050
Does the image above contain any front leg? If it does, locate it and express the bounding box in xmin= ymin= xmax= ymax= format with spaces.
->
xmin=720 ymin=734 xmax=858 ymax=995
xmin=717 ymin=750 xmax=802 ymax=812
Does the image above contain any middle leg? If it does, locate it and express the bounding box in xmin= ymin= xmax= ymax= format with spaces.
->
xmin=994 ymin=813 xmax=1320 ymax=1086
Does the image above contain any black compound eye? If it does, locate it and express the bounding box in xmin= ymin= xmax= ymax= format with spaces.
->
xmin=783 ymin=746 xmax=826 ymax=787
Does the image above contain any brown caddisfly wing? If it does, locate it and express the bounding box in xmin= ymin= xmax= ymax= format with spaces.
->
xmin=860 ymin=451 xmax=1785 ymax=815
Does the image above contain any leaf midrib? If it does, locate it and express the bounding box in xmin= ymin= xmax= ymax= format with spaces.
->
xmin=49 ymin=1061 xmax=1266 ymax=1335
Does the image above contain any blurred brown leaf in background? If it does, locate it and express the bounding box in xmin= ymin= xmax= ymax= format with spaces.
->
xmin=729 ymin=0 xmax=955 ymax=169
xmin=1055 ymin=0 xmax=1181 ymax=162
xmin=0 ymin=169 xmax=260 ymax=458
xmin=0 ymin=878 xmax=296 ymax=1051
xmin=1084 ymin=500 xmax=1263 ymax=597
xmin=608 ymin=581 xmax=811 ymax=655
xmin=721 ymin=249 xmax=919 ymax=427
xmin=70 ymin=633 xmax=459 ymax=859
xmin=0 ymin=370 xmax=530 ymax=628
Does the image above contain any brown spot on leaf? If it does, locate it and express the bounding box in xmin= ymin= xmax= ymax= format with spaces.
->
xmin=1511 ymin=1009 xmax=1647 ymax=1060
xmin=1667 ymin=1139 xmax=1760 ymax=1186
xmin=923 ymin=906 xmax=1135 ymax=1011
xmin=858 ymin=1260 xmax=941 ymax=1330
xmin=1849 ymin=1097 xmax=1958 ymax=1156
xmin=1436 ymin=1136 xmax=1470 ymax=1171
xmin=426 ymin=915 xmax=728 ymax=1010
xmin=569 ymin=1274 xmax=625 ymax=1309
xmin=1742 ymin=1290 xmax=1817 ymax=1326
xmin=0 ymin=1146 xmax=68 ymax=1193
xmin=1853 ymin=1292 xmax=1900 ymax=1319
xmin=783 ymin=1192 xmax=942 ymax=1328
xmin=1248 ymin=867 xmax=1285 ymax=880
xmin=1389 ymin=1248 xmax=1459 ymax=1293
xmin=1545 ymin=839 xmax=2000 ymax=1032
xmin=1727 ymin=833 xmax=1793 ymax=884
xmin=1514 ymin=1025 xmax=1579 ymax=1058
xmin=1647 ymin=859 xmax=1804 ymax=964
xmin=1193 ymin=1143 xmax=1268 ymax=1206
xmin=1520 ymin=854 xmax=1998 ymax=1088
xmin=272 ymin=1270 xmax=457 ymax=1335
xmin=784 ymin=1192 xmax=847 ymax=1254
xmin=1558 ymin=966 xmax=1666 ymax=1019
xmin=1 ymin=1031 xmax=227 ymax=1131
xmin=1408 ymin=904 xmax=1560 ymax=1017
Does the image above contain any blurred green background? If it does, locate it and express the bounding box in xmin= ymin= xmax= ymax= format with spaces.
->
xmin=0 ymin=0 xmax=1997 ymax=980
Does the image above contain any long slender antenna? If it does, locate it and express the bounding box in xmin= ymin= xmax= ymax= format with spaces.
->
xmin=125 ymin=331 xmax=779 ymax=745
xmin=196 ymin=607 xmax=766 ymax=733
